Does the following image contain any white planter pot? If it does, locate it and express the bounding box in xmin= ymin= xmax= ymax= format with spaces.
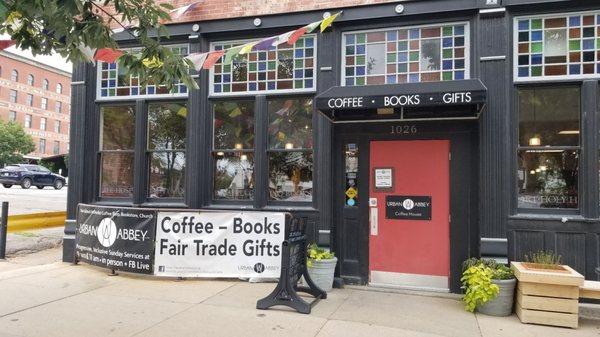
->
xmin=307 ymin=257 xmax=338 ymax=292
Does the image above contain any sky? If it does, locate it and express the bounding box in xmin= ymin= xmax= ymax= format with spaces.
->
xmin=1 ymin=35 xmax=72 ymax=73
xmin=6 ymin=47 xmax=72 ymax=73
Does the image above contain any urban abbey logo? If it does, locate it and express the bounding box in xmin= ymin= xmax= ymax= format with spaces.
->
xmin=253 ymin=262 xmax=265 ymax=274
xmin=402 ymin=198 xmax=415 ymax=210
xmin=97 ymin=217 xmax=117 ymax=247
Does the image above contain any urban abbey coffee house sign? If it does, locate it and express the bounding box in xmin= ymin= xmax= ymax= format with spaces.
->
xmin=75 ymin=205 xmax=156 ymax=274
xmin=155 ymin=212 xmax=285 ymax=278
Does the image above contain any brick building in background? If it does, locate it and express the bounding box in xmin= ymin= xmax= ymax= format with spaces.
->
xmin=0 ymin=51 xmax=71 ymax=160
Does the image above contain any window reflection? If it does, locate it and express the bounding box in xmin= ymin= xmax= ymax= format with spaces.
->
xmin=147 ymin=102 xmax=187 ymax=199
xmin=100 ymin=152 xmax=134 ymax=198
xmin=214 ymin=153 xmax=254 ymax=200
xmin=518 ymin=150 xmax=578 ymax=209
xmin=149 ymin=152 xmax=185 ymax=198
xmin=269 ymin=152 xmax=313 ymax=201
xmin=100 ymin=106 xmax=135 ymax=198
xmin=518 ymin=87 xmax=580 ymax=147
xmin=213 ymin=101 xmax=255 ymax=150
xmin=268 ymin=98 xmax=313 ymax=149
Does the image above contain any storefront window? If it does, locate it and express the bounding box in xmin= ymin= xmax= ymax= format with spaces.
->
xmin=211 ymin=36 xmax=315 ymax=94
xmin=213 ymin=101 xmax=255 ymax=200
xmin=267 ymin=97 xmax=313 ymax=202
xmin=343 ymin=23 xmax=468 ymax=86
xmin=515 ymin=10 xmax=600 ymax=80
xmin=147 ymin=102 xmax=187 ymax=199
xmin=98 ymin=45 xmax=188 ymax=98
xmin=517 ymin=87 xmax=580 ymax=209
xmin=100 ymin=106 xmax=135 ymax=198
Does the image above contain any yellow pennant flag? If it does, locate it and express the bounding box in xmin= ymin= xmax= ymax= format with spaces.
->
xmin=239 ymin=41 xmax=258 ymax=55
xmin=142 ymin=56 xmax=164 ymax=68
xmin=320 ymin=12 xmax=341 ymax=32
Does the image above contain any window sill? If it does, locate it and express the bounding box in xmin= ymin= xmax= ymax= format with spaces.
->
xmin=140 ymin=201 xmax=187 ymax=209
xmin=509 ymin=213 xmax=592 ymax=223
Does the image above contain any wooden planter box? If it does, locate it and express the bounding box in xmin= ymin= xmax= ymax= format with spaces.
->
xmin=511 ymin=262 xmax=584 ymax=329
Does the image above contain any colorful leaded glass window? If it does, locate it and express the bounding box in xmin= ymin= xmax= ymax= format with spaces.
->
xmin=211 ymin=36 xmax=316 ymax=95
xmin=515 ymin=11 xmax=600 ymax=80
xmin=97 ymin=45 xmax=189 ymax=99
xmin=342 ymin=23 xmax=469 ymax=86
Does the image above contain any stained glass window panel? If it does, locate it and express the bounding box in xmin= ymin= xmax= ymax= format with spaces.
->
xmin=211 ymin=36 xmax=316 ymax=94
xmin=516 ymin=11 xmax=600 ymax=80
xmin=343 ymin=23 xmax=468 ymax=86
xmin=98 ymin=45 xmax=189 ymax=98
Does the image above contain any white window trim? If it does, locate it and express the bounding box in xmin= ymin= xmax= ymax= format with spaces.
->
xmin=96 ymin=44 xmax=190 ymax=101
xmin=209 ymin=35 xmax=318 ymax=97
xmin=513 ymin=9 xmax=600 ymax=82
xmin=340 ymin=21 xmax=471 ymax=86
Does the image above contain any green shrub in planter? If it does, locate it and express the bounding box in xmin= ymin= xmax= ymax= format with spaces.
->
xmin=461 ymin=258 xmax=516 ymax=316
xmin=306 ymin=243 xmax=337 ymax=292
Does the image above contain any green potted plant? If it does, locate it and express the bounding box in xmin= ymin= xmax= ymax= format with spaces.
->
xmin=461 ymin=258 xmax=516 ymax=316
xmin=306 ymin=243 xmax=337 ymax=292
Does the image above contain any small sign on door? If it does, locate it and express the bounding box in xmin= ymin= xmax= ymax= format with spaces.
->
xmin=373 ymin=167 xmax=394 ymax=192
xmin=386 ymin=195 xmax=432 ymax=220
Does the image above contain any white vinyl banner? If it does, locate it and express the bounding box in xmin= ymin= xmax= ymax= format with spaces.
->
xmin=154 ymin=211 xmax=285 ymax=278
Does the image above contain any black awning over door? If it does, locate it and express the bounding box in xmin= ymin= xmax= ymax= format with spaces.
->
xmin=315 ymin=79 xmax=487 ymax=121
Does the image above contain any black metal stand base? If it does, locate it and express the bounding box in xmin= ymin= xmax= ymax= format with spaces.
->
xmin=257 ymin=241 xmax=327 ymax=314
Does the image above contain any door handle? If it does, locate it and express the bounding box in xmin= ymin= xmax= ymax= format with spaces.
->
xmin=370 ymin=207 xmax=378 ymax=236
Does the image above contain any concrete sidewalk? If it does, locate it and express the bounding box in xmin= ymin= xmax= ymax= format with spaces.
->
xmin=0 ymin=255 xmax=599 ymax=337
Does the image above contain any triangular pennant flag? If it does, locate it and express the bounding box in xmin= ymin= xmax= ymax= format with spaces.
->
xmin=223 ymin=45 xmax=243 ymax=64
xmin=305 ymin=20 xmax=321 ymax=33
xmin=252 ymin=37 xmax=277 ymax=51
xmin=0 ymin=40 xmax=16 ymax=51
xmin=184 ymin=52 xmax=209 ymax=71
xmin=170 ymin=1 xmax=204 ymax=20
xmin=202 ymin=50 xmax=225 ymax=70
xmin=94 ymin=48 xmax=124 ymax=63
xmin=287 ymin=27 xmax=307 ymax=45
xmin=142 ymin=56 xmax=164 ymax=68
xmin=78 ymin=44 xmax=97 ymax=63
xmin=272 ymin=31 xmax=294 ymax=47
xmin=320 ymin=12 xmax=341 ymax=32
xmin=239 ymin=41 xmax=258 ymax=55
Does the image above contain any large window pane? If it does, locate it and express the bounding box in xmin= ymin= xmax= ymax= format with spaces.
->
xmin=268 ymin=98 xmax=313 ymax=150
xmin=149 ymin=152 xmax=185 ymax=198
xmin=517 ymin=150 xmax=578 ymax=209
xmin=213 ymin=101 xmax=254 ymax=150
xmin=214 ymin=153 xmax=254 ymax=200
xmin=268 ymin=152 xmax=313 ymax=202
xmin=518 ymin=87 xmax=580 ymax=147
xmin=100 ymin=152 xmax=134 ymax=198
xmin=101 ymin=106 xmax=135 ymax=150
xmin=148 ymin=103 xmax=187 ymax=150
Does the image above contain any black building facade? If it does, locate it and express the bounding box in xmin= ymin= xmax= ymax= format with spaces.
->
xmin=64 ymin=0 xmax=600 ymax=293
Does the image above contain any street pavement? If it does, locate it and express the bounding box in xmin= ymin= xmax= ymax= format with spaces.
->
xmin=0 ymin=186 xmax=67 ymax=215
xmin=0 ymin=251 xmax=599 ymax=337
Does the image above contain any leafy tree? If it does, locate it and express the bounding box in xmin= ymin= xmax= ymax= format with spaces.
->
xmin=0 ymin=0 xmax=195 ymax=90
xmin=0 ymin=120 xmax=35 ymax=167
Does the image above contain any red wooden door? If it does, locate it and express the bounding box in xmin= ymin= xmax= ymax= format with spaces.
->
xmin=369 ymin=140 xmax=450 ymax=291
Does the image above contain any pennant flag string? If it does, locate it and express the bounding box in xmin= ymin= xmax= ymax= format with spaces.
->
xmin=93 ymin=11 xmax=342 ymax=72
